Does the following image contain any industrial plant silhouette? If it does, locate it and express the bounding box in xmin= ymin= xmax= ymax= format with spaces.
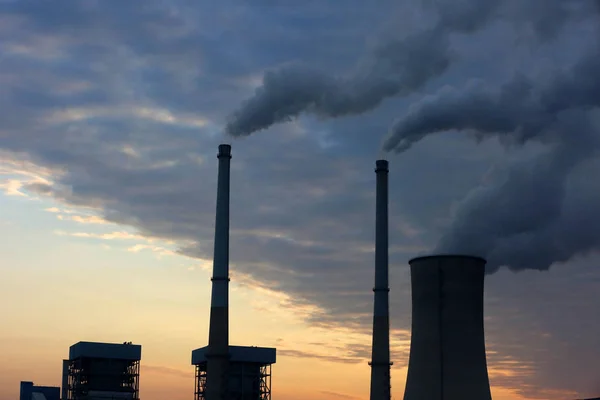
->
xmin=18 ymin=144 xmax=593 ymax=400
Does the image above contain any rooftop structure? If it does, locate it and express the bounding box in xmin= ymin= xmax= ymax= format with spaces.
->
xmin=192 ymin=345 xmax=276 ymax=400
xmin=20 ymin=381 xmax=60 ymax=400
xmin=63 ymin=341 xmax=141 ymax=400
xmin=68 ymin=342 xmax=141 ymax=361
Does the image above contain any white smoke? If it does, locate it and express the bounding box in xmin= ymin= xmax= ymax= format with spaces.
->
xmin=225 ymin=0 xmax=593 ymax=137
xmin=383 ymin=44 xmax=600 ymax=272
xmin=224 ymin=0 xmax=600 ymax=273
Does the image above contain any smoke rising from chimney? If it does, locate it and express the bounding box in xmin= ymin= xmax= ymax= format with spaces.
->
xmin=383 ymin=44 xmax=600 ymax=273
xmin=225 ymin=0 xmax=590 ymax=138
xmin=383 ymin=48 xmax=600 ymax=153
xmin=225 ymin=27 xmax=451 ymax=137
xmin=223 ymin=0 xmax=600 ymax=274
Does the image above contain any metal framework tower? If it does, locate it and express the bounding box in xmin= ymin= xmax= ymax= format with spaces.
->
xmin=369 ymin=159 xmax=392 ymax=400
xmin=403 ymin=255 xmax=492 ymax=400
xmin=63 ymin=341 xmax=141 ymax=400
xmin=193 ymin=346 xmax=275 ymax=400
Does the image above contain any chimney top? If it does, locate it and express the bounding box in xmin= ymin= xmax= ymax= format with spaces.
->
xmin=218 ymin=144 xmax=232 ymax=158
xmin=375 ymin=159 xmax=389 ymax=173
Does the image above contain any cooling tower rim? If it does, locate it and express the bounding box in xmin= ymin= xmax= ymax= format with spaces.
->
xmin=409 ymin=254 xmax=487 ymax=264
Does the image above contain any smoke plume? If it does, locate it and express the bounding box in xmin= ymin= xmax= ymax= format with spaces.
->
xmin=383 ymin=45 xmax=600 ymax=272
xmin=225 ymin=0 xmax=587 ymax=137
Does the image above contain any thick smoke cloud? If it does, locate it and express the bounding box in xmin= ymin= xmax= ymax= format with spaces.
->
xmin=383 ymin=47 xmax=600 ymax=153
xmin=383 ymin=44 xmax=600 ymax=272
xmin=225 ymin=27 xmax=452 ymax=136
xmin=225 ymin=0 xmax=590 ymax=137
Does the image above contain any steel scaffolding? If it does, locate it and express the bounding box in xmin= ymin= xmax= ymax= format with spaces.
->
xmin=194 ymin=362 xmax=272 ymax=400
xmin=66 ymin=357 xmax=140 ymax=400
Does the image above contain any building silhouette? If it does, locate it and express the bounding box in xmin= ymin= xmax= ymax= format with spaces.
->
xmin=20 ymin=381 xmax=60 ymax=400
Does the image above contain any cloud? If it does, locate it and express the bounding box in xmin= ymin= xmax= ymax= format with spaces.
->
xmin=1 ymin=0 xmax=599 ymax=397
xmin=53 ymin=230 xmax=143 ymax=241
xmin=142 ymin=365 xmax=191 ymax=379
xmin=0 ymin=179 xmax=28 ymax=197
xmin=277 ymin=349 xmax=364 ymax=365
xmin=319 ymin=391 xmax=360 ymax=400
xmin=68 ymin=215 xmax=107 ymax=224
xmin=1 ymin=155 xmax=54 ymax=197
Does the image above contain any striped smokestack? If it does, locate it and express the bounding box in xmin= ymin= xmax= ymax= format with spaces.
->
xmin=369 ymin=159 xmax=392 ymax=400
xmin=205 ymin=144 xmax=232 ymax=400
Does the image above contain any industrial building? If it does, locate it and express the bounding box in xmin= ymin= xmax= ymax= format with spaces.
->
xmin=196 ymin=144 xmax=276 ymax=400
xmin=62 ymin=341 xmax=142 ymax=400
xmin=403 ymin=255 xmax=492 ymax=400
xmin=20 ymin=381 xmax=60 ymax=400
xmin=192 ymin=345 xmax=275 ymax=400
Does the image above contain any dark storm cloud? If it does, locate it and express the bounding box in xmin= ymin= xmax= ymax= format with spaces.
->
xmin=1 ymin=0 xmax=600 ymax=397
xmin=224 ymin=0 xmax=594 ymax=137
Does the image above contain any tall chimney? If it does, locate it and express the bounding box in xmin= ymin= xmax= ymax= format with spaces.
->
xmin=403 ymin=255 xmax=492 ymax=400
xmin=369 ymin=159 xmax=392 ymax=400
xmin=205 ymin=144 xmax=232 ymax=400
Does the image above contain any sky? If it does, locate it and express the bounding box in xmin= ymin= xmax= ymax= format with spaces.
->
xmin=0 ymin=1 xmax=599 ymax=400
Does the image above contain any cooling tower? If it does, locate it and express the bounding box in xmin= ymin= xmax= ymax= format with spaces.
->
xmin=205 ymin=144 xmax=232 ymax=400
xmin=369 ymin=159 xmax=392 ymax=400
xmin=403 ymin=255 xmax=492 ymax=400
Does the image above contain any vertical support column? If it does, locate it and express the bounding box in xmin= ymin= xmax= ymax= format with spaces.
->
xmin=20 ymin=382 xmax=33 ymax=400
xmin=61 ymin=360 xmax=69 ymax=400
xmin=205 ymin=144 xmax=232 ymax=400
xmin=369 ymin=159 xmax=392 ymax=400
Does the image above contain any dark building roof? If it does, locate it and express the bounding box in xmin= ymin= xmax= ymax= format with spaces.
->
xmin=20 ymin=381 xmax=60 ymax=400
xmin=69 ymin=341 xmax=142 ymax=361
xmin=191 ymin=345 xmax=276 ymax=365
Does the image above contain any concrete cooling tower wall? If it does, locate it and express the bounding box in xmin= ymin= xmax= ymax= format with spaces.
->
xmin=403 ymin=255 xmax=492 ymax=400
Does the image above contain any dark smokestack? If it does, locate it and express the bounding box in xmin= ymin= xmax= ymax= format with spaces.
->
xmin=403 ymin=255 xmax=492 ymax=400
xmin=205 ymin=144 xmax=232 ymax=400
xmin=369 ymin=159 xmax=392 ymax=400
